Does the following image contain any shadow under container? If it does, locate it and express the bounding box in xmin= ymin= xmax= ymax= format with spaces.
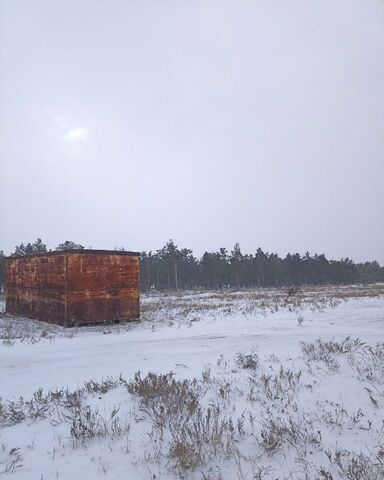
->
xmin=5 ymin=250 xmax=140 ymax=326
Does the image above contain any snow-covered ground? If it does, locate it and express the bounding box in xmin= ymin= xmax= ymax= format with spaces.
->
xmin=0 ymin=286 xmax=383 ymax=479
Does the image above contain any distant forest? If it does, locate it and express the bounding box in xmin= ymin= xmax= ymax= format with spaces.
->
xmin=1 ymin=238 xmax=383 ymax=291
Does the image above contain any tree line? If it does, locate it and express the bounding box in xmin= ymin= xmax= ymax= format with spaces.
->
xmin=140 ymin=240 xmax=383 ymax=290
xmin=0 ymin=238 xmax=383 ymax=291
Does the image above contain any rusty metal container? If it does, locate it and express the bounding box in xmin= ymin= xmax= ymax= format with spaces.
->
xmin=5 ymin=250 xmax=140 ymax=326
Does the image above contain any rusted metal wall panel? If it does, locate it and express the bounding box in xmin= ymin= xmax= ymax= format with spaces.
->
xmin=6 ymin=254 xmax=66 ymax=325
xmin=6 ymin=250 xmax=140 ymax=327
xmin=66 ymin=253 xmax=139 ymax=326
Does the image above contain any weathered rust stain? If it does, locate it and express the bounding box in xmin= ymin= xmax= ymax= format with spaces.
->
xmin=6 ymin=250 xmax=140 ymax=326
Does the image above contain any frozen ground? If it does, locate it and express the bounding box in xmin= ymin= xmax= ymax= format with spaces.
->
xmin=0 ymin=286 xmax=384 ymax=479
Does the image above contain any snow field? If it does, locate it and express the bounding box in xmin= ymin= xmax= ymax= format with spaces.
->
xmin=0 ymin=286 xmax=384 ymax=479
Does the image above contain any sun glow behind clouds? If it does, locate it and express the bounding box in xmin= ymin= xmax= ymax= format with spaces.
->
xmin=65 ymin=127 xmax=88 ymax=143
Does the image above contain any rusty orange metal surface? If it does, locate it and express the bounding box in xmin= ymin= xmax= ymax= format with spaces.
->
xmin=6 ymin=250 xmax=140 ymax=326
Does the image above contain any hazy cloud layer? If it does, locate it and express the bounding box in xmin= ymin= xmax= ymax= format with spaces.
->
xmin=1 ymin=0 xmax=383 ymax=261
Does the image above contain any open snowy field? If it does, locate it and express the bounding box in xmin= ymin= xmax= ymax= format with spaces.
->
xmin=1 ymin=285 xmax=384 ymax=479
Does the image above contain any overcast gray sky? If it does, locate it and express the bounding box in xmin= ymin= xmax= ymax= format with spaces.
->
xmin=1 ymin=0 xmax=383 ymax=262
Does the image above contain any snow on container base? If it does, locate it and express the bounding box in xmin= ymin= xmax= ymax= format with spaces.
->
xmin=5 ymin=250 xmax=140 ymax=327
